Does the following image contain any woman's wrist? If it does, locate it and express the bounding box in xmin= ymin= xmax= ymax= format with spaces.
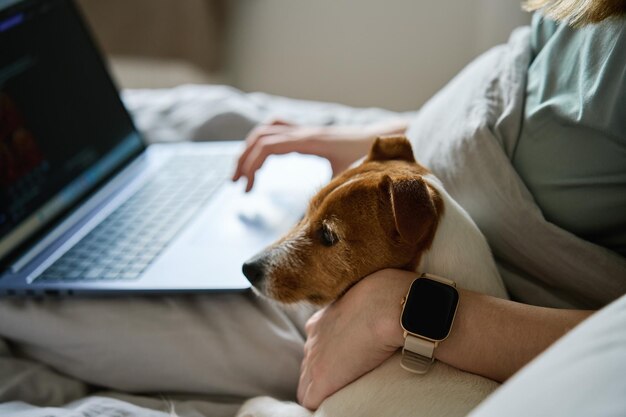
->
xmin=319 ymin=118 xmax=409 ymax=147
xmin=364 ymin=269 xmax=414 ymax=350
xmin=366 ymin=270 xmax=594 ymax=383
xmin=433 ymin=288 xmax=476 ymax=362
xmin=432 ymin=289 xmax=594 ymax=382
xmin=365 ymin=273 xmax=476 ymax=362
xmin=363 ymin=118 xmax=410 ymax=138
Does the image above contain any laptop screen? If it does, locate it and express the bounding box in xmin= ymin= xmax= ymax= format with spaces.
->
xmin=0 ymin=0 xmax=144 ymax=264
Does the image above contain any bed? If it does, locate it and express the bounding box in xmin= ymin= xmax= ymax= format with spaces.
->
xmin=1 ymin=82 xmax=625 ymax=417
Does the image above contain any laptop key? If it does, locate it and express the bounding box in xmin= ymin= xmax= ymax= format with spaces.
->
xmin=118 ymin=271 xmax=140 ymax=280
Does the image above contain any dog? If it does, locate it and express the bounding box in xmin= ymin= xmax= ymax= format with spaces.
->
xmin=237 ymin=136 xmax=509 ymax=417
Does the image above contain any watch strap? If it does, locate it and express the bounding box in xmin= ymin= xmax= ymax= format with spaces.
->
xmin=421 ymin=272 xmax=456 ymax=287
xmin=400 ymin=334 xmax=435 ymax=374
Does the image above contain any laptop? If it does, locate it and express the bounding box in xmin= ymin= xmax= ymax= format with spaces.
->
xmin=0 ymin=0 xmax=331 ymax=297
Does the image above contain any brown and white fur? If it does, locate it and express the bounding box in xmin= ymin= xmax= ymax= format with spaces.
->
xmin=237 ymin=136 xmax=509 ymax=417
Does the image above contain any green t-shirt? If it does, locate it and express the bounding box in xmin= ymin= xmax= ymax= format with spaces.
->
xmin=513 ymin=13 xmax=626 ymax=256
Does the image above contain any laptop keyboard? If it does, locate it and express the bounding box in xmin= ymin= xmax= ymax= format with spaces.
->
xmin=35 ymin=154 xmax=233 ymax=283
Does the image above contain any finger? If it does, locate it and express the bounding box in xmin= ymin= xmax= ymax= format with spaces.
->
xmin=297 ymin=355 xmax=312 ymax=405
xmin=241 ymin=136 xmax=297 ymax=192
xmin=244 ymin=120 xmax=291 ymax=147
xmin=233 ymin=127 xmax=274 ymax=180
xmin=244 ymin=173 xmax=256 ymax=192
xmin=240 ymin=144 xmax=267 ymax=192
xmin=296 ymin=363 xmax=315 ymax=409
xmin=233 ymin=143 xmax=257 ymax=182
xmin=233 ymin=123 xmax=295 ymax=180
xmin=233 ymin=146 xmax=254 ymax=182
xmin=232 ymin=152 xmax=245 ymax=182
xmin=297 ymin=378 xmax=311 ymax=406
xmin=267 ymin=118 xmax=293 ymax=127
xmin=300 ymin=379 xmax=325 ymax=411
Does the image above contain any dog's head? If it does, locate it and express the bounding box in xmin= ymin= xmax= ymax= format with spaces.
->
xmin=242 ymin=136 xmax=444 ymax=305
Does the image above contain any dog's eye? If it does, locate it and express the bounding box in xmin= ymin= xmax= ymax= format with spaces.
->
xmin=318 ymin=226 xmax=338 ymax=247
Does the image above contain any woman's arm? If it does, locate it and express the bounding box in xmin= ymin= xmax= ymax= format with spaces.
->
xmin=299 ymin=269 xmax=595 ymax=409
xmin=433 ymin=289 xmax=594 ymax=382
xmin=233 ymin=117 xmax=409 ymax=191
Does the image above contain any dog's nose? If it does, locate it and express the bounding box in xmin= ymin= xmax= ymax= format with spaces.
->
xmin=242 ymin=257 xmax=265 ymax=286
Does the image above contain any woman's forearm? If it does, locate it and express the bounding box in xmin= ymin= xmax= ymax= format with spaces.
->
xmin=363 ymin=118 xmax=409 ymax=140
xmin=325 ymin=118 xmax=409 ymax=153
xmin=434 ymin=290 xmax=594 ymax=382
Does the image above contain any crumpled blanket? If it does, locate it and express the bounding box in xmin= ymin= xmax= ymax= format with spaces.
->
xmin=123 ymin=85 xmax=408 ymax=144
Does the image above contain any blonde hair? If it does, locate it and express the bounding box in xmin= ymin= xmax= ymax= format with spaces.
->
xmin=523 ymin=0 xmax=626 ymax=26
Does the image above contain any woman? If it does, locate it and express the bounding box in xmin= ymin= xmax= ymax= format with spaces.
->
xmin=233 ymin=0 xmax=626 ymax=409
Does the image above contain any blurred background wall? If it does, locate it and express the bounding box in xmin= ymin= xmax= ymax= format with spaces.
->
xmin=78 ymin=0 xmax=530 ymax=112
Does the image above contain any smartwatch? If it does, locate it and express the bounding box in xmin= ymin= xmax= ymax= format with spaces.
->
xmin=400 ymin=273 xmax=459 ymax=374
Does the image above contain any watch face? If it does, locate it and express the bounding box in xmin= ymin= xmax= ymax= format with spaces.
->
xmin=401 ymin=278 xmax=459 ymax=341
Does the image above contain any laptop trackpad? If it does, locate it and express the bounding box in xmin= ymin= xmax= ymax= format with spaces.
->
xmin=191 ymin=153 xmax=329 ymax=245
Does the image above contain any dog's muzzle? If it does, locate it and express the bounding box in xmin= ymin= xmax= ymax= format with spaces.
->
xmin=242 ymin=254 xmax=267 ymax=287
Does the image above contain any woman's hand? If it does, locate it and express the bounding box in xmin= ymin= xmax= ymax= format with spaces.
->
xmin=297 ymin=267 xmax=594 ymax=410
xmin=232 ymin=118 xmax=408 ymax=192
xmin=297 ymin=269 xmax=414 ymax=410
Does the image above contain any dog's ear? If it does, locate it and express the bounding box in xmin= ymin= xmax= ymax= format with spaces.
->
xmin=380 ymin=175 xmax=440 ymax=246
xmin=366 ymin=136 xmax=415 ymax=163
